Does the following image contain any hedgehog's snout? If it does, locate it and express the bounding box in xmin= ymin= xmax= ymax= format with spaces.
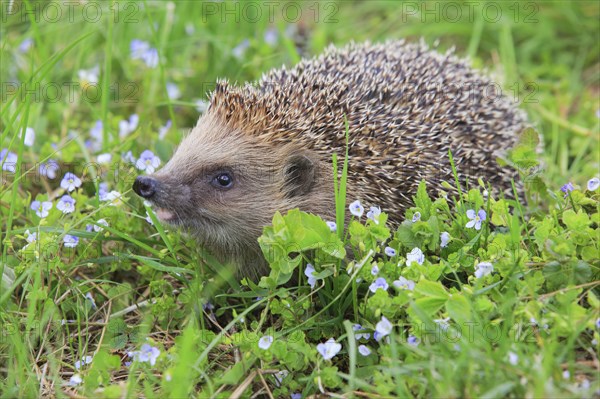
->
xmin=133 ymin=176 xmax=158 ymax=199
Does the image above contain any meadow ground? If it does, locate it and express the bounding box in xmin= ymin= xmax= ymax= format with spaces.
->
xmin=1 ymin=1 xmax=599 ymax=397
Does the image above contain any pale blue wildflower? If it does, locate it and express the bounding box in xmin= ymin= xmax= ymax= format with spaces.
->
xmin=158 ymin=120 xmax=172 ymax=140
xmin=508 ymin=351 xmax=518 ymax=365
xmin=587 ymin=178 xmax=599 ymax=191
xmin=367 ymin=206 xmax=381 ymax=224
xmin=369 ymin=277 xmax=388 ymax=293
xmin=78 ymin=66 xmax=99 ymax=85
xmin=0 ymin=149 xmax=17 ymax=172
xmin=23 ymin=127 xmax=35 ymax=147
xmin=74 ymin=355 xmax=93 ymax=370
xmin=326 ymin=221 xmax=337 ymax=232
xmin=407 ymin=335 xmax=420 ymax=346
xmin=440 ymin=231 xmax=450 ymax=248
xmin=129 ymin=343 xmax=160 ymax=366
xmin=412 ymin=211 xmax=421 ymax=222
xmin=96 ymin=153 xmax=112 ymax=164
xmin=304 ymin=263 xmax=318 ymax=288
xmin=384 ymin=246 xmax=397 ymax=257
xmin=63 ymin=235 xmax=79 ymax=248
xmin=375 ymin=316 xmax=392 ymax=340
xmin=130 ymin=40 xmax=159 ymax=68
xmin=136 ymin=150 xmax=161 ymax=174
xmin=195 ymin=99 xmax=209 ymax=113
xmin=316 ymin=338 xmax=342 ymax=360
xmin=93 ymin=219 xmax=108 ymax=232
xmin=291 ymin=393 xmax=302 ymax=399
xmin=474 ymin=261 xmax=494 ymax=279
xmin=119 ymin=114 xmax=139 ymax=138
xmin=56 ymin=195 xmax=76 ymax=214
xmin=406 ymin=247 xmax=424 ymax=265
xmin=122 ymin=151 xmax=136 ymax=164
xmin=39 ymin=160 xmax=59 ymax=179
xmin=560 ymin=182 xmax=574 ymax=197
xmin=232 ymin=39 xmax=250 ymax=59
xmin=371 ymin=265 xmax=379 ymax=275
xmin=166 ymin=82 xmax=181 ymax=100
xmin=358 ymin=345 xmax=371 ymax=356
xmin=466 ymin=209 xmax=486 ymax=230
xmin=352 ymin=324 xmax=370 ymax=340
xmin=68 ymin=374 xmax=83 ymax=386
xmin=258 ymin=335 xmax=273 ymax=350
xmin=19 ymin=38 xmax=33 ymax=52
xmin=562 ymin=370 xmax=570 ymax=379
xmin=393 ymin=276 xmax=415 ymax=291
xmin=24 ymin=230 xmax=37 ymax=247
xmin=349 ymin=200 xmax=364 ymax=218
xmin=60 ymin=172 xmax=82 ymax=192
xmin=145 ymin=211 xmax=154 ymax=225
xmin=264 ymin=27 xmax=278 ymax=46
xmin=101 ymin=190 xmax=122 ymax=205
xmin=31 ymin=200 xmax=52 ymax=218
xmin=595 ymin=318 xmax=600 ymax=329
xmin=433 ymin=317 xmax=450 ymax=331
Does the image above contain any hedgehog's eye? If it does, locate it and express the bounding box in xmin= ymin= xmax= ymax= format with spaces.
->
xmin=212 ymin=172 xmax=233 ymax=188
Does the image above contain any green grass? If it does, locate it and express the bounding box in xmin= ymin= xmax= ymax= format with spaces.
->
xmin=1 ymin=1 xmax=599 ymax=397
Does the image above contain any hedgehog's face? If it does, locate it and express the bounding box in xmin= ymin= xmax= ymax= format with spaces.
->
xmin=132 ymin=117 xmax=328 ymax=258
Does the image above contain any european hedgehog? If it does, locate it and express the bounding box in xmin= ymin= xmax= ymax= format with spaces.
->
xmin=133 ymin=40 xmax=528 ymax=278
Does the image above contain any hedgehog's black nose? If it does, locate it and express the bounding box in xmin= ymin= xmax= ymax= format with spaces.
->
xmin=133 ymin=176 xmax=157 ymax=199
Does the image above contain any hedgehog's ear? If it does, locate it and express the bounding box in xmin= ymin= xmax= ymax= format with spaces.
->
xmin=283 ymin=154 xmax=316 ymax=198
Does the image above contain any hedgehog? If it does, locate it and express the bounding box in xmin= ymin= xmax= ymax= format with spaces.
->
xmin=132 ymin=40 xmax=529 ymax=278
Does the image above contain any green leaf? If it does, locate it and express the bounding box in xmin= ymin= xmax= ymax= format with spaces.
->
xmin=414 ymin=180 xmax=433 ymax=220
xmin=414 ymin=280 xmax=449 ymax=299
xmin=446 ymin=293 xmax=472 ymax=325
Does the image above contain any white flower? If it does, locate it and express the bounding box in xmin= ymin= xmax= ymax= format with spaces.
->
xmin=136 ymin=150 xmax=161 ymax=174
xmin=60 ymin=173 xmax=82 ymax=192
xmin=412 ymin=211 xmax=421 ymax=222
xmin=358 ymin=345 xmax=371 ymax=356
xmin=74 ymin=355 xmax=93 ymax=370
xmin=96 ymin=153 xmax=112 ymax=164
xmin=158 ymin=120 xmax=172 ymax=140
xmin=304 ymin=263 xmax=318 ymax=288
xmin=366 ymin=206 xmax=381 ymax=224
xmin=587 ymin=177 xmax=599 ymax=191
xmin=508 ymin=351 xmax=518 ymax=365
xmin=474 ymin=262 xmax=494 ymax=279
xmin=68 ymin=374 xmax=83 ymax=386
xmin=393 ymin=276 xmax=415 ymax=291
xmin=232 ymin=39 xmax=250 ymax=59
xmin=562 ymin=370 xmax=570 ymax=379
xmin=369 ymin=277 xmax=389 ymax=293
xmin=101 ymin=190 xmax=122 ymax=206
xmin=23 ymin=127 xmax=35 ymax=146
xmin=24 ymin=230 xmax=37 ymax=247
xmin=433 ymin=317 xmax=450 ymax=331
xmin=119 ymin=114 xmax=139 ymax=138
xmin=384 ymin=246 xmax=397 ymax=257
xmin=93 ymin=219 xmax=108 ymax=232
xmin=440 ymin=231 xmax=450 ymax=248
xmin=375 ymin=316 xmax=392 ymax=339
xmin=78 ymin=66 xmax=99 ymax=85
xmin=349 ymin=200 xmax=364 ymax=218
xmin=406 ymin=247 xmax=425 ymax=266
xmin=316 ymin=338 xmax=341 ymax=360
xmin=258 ymin=335 xmax=273 ymax=350
xmin=326 ymin=221 xmax=337 ymax=232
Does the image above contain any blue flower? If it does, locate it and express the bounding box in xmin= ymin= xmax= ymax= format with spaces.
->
xmin=393 ymin=276 xmax=415 ymax=291
xmin=358 ymin=345 xmax=371 ymax=356
xmin=384 ymin=246 xmax=397 ymax=257
xmin=560 ymin=182 xmax=574 ymax=197
xmin=131 ymin=40 xmax=159 ymax=68
xmin=326 ymin=221 xmax=337 ymax=232
xmin=440 ymin=231 xmax=450 ymax=248
xmin=129 ymin=343 xmax=160 ymax=366
xmin=68 ymin=374 xmax=82 ymax=386
xmin=31 ymin=200 xmax=52 ymax=218
xmin=474 ymin=261 xmax=494 ymax=279
xmin=93 ymin=219 xmax=108 ymax=232
xmin=78 ymin=66 xmax=99 ymax=85
xmin=60 ymin=172 xmax=82 ymax=192
xmin=23 ymin=127 xmax=35 ymax=147
xmin=316 ymin=338 xmax=342 ymax=360
xmin=349 ymin=200 xmax=364 ymax=218
xmin=465 ymin=209 xmax=486 ymax=230
xmin=595 ymin=318 xmax=600 ymax=329
xmin=0 ymin=149 xmax=18 ymax=172
xmin=304 ymin=263 xmax=318 ymax=288
xmin=166 ymin=82 xmax=181 ymax=100
xmin=264 ymin=27 xmax=278 ymax=46
xmin=74 ymin=355 xmax=93 ymax=370
xmin=406 ymin=247 xmax=425 ymax=266
xmin=291 ymin=393 xmax=302 ymax=399
xmin=39 ymin=159 xmax=59 ymax=179
xmin=258 ymin=335 xmax=273 ymax=350
xmin=508 ymin=351 xmax=518 ymax=365
xmin=587 ymin=178 xmax=599 ymax=191
xmin=407 ymin=335 xmax=420 ymax=346
xmin=158 ymin=120 xmax=172 ymax=140
xmin=366 ymin=206 xmax=381 ymax=224
xmin=56 ymin=195 xmax=76 ymax=214
xmin=371 ymin=265 xmax=379 ymax=276
xmin=232 ymin=39 xmax=250 ymax=59
xmin=369 ymin=277 xmax=388 ymax=293
xmin=412 ymin=211 xmax=421 ymax=222
xmin=352 ymin=324 xmax=370 ymax=340
xmin=434 ymin=317 xmax=450 ymax=331
xmin=375 ymin=316 xmax=392 ymax=339
xmin=119 ymin=114 xmax=139 ymax=138
xmin=19 ymin=38 xmax=33 ymax=53
xmin=136 ymin=150 xmax=161 ymax=174
xmin=63 ymin=234 xmax=79 ymax=248
xmin=24 ymin=230 xmax=37 ymax=247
